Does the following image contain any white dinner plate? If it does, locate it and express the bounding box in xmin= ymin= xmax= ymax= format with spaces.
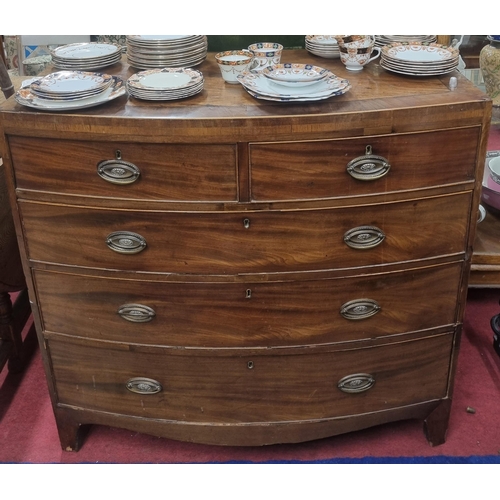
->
xmin=15 ymin=77 xmax=126 ymax=111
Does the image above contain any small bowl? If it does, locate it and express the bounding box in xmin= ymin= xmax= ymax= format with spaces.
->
xmin=488 ymin=156 xmax=500 ymax=184
xmin=215 ymin=50 xmax=254 ymax=84
xmin=22 ymin=55 xmax=52 ymax=76
xmin=247 ymin=42 xmax=283 ymax=71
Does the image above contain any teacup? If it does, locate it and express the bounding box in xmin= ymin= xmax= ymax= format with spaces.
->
xmin=339 ymin=44 xmax=381 ymax=71
xmin=247 ymin=43 xmax=283 ymax=71
xmin=215 ymin=50 xmax=254 ymax=84
xmin=335 ymin=35 xmax=375 ymax=49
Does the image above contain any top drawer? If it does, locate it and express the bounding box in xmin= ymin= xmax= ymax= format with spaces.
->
xmin=8 ymin=137 xmax=238 ymax=202
xmin=250 ymin=128 xmax=479 ymax=201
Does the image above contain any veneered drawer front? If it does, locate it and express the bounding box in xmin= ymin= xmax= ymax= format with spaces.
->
xmin=9 ymin=136 xmax=238 ymax=202
xmin=250 ymin=128 xmax=479 ymax=201
xmin=35 ymin=263 xmax=462 ymax=347
xmin=20 ymin=193 xmax=471 ymax=273
xmin=49 ymin=333 xmax=452 ymax=423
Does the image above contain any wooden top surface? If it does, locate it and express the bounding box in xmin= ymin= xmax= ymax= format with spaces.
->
xmin=0 ymin=50 xmax=492 ymax=142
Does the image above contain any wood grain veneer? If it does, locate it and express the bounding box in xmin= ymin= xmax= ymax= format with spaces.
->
xmin=0 ymin=50 xmax=492 ymax=450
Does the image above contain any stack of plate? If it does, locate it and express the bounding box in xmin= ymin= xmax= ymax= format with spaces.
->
xmin=237 ymin=64 xmax=350 ymax=102
xmin=15 ymin=70 xmax=126 ymax=111
xmin=126 ymin=35 xmax=207 ymax=69
xmin=51 ymin=42 xmax=123 ymax=70
xmin=126 ymin=67 xmax=204 ymax=100
xmin=305 ymin=35 xmax=340 ymax=59
xmin=380 ymin=42 xmax=460 ymax=76
xmin=374 ymin=35 xmax=437 ymax=47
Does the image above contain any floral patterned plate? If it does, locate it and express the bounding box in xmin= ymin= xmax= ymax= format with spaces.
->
xmin=15 ymin=76 xmax=126 ymax=111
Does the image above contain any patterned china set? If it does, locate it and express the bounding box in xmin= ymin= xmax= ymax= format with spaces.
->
xmin=14 ymin=70 xmax=126 ymax=111
xmin=51 ymin=42 xmax=123 ymax=70
xmin=14 ymin=35 xmax=459 ymax=111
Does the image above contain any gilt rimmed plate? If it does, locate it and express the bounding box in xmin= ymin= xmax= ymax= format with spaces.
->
xmin=382 ymin=42 xmax=459 ymax=63
xmin=237 ymin=71 xmax=349 ymax=100
xmin=51 ymin=42 xmax=121 ymax=60
xmin=30 ymin=71 xmax=113 ymax=95
xmin=15 ymin=76 xmax=125 ymax=111
xmin=262 ymin=63 xmax=330 ymax=84
xmin=242 ymin=84 xmax=351 ymax=102
xmin=127 ymin=67 xmax=203 ymax=91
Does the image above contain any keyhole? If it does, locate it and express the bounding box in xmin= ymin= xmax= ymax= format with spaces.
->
xmin=245 ymin=289 xmax=252 ymax=299
xmin=243 ymin=218 xmax=250 ymax=229
xmin=247 ymin=361 xmax=254 ymax=369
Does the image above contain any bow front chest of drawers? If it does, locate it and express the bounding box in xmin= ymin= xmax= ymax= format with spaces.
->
xmin=0 ymin=52 xmax=491 ymax=451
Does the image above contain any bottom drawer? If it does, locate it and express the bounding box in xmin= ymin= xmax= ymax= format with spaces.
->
xmin=49 ymin=333 xmax=452 ymax=423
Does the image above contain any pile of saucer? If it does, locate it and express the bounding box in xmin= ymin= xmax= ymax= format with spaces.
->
xmin=126 ymin=35 xmax=207 ymax=69
xmin=15 ymin=70 xmax=126 ymax=111
xmin=305 ymin=35 xmax=340 ymax=59
xmin=374 ymin=35 xmax=437 ymax=47
xmin=51 ymin=42 xmax=123 ymax=70
xmin=126 ymin=67 xmax=204 ymax=100
xmin=380 ymin=42 xmax=460 ymax=76
xmin=237 ymin=63 xmax=350 ymax=102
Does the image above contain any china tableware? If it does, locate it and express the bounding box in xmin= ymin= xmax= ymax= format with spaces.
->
xmin=488 ymin=156 xmax=500 ymax=184
xmin=126 ymin=35 xmax=207 ymax=69
xmin=335 ymin=35 xmax=375 ymax=49
xmin=380 ymin=42 xmax=459 ymax=76
xmin=215 ymin=50 xmax=254 ymax=84
xmin=237 ymin=71 xmax=350 ymax=102
xmin=482 ymin=152 xmax=500 ymax=211
xmin=51 ymin=42 xmax=122 ymax=70
xmin=247 ymin=43 xmax=283 ymax=71
xmin=262 ymin=63 xmax=329 ymax=84
xmin=339 ymin=45 xmax=381 ymax=71
xmin=305 ymin=35 xmax=340 ymax=59
xmin=126 ymin=67 xmax=204 ymax=100
xmin=15 ymin=76 xmax=125 ymax=111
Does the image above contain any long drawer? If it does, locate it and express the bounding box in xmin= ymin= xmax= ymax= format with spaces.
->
xmin=49 ymin=333 xmax=452 ymax=423
xmin=8 ymin=136 xmax=238 ymax=202
xmin=35 ymin=262 xmax=462 ymax=347
xmin=20 ymin=193 xmax=471 ymax=274
xmin=250 ymin=128 xmax=479 ymax=201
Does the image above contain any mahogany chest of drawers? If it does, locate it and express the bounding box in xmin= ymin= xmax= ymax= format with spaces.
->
xmin=0 ymin=51 xmax=491 ymax=451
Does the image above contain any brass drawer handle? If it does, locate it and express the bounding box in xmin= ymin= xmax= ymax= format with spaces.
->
xmin=97 ymin=150 xmax=141 ymax=185
xmin=126 ymin=377 xmax=162 ymax=395
xmin=343 ymin=225 xmax=385 ymax=250
xmin=338 ymin=373 xmax=375 ymax=394
xmin=340 ymin=299 xmax=381 ymax=320
xmin=346 ymin=145 xmax=391 ymax=181
xmin=106 ymin=231 xmax=147 ymax=254
xmin=118 ymin=304 xmax=156 ymax=323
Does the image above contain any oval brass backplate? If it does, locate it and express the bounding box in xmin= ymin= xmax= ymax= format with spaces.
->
xmin=126 ymin=377 xmax=162 ymax=395
xmin=337 ymin=373 xmax=375 ymax=394
xmin=340 ymin=298 xmax=381 ymax=320
xmin=97 ymin=159 xmax=141 ymax=185
xmin=106 ymin=231 xmax=147 ymax=254
xmin=343 ymin=226 xmax=385 ymax=250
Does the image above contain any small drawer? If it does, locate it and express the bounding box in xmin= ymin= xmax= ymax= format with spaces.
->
xmin=250 ymin=128 xmax=479 ymax=201
xmin=49 ymin=333 xmax=452 ymax=423
xmin=35 ymin=262 xmax=462 ymax=347
xmin=9 ymin=136 xmax=238 ymax=202
xmin=20 ymin=192 xmax=471 ymax=274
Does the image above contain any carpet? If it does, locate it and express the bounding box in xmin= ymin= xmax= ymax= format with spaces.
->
xmin=1 ymin=287 xmax=499 ymax=464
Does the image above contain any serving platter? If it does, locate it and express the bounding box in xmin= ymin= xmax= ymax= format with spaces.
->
xmin=15 ymin=76 xmax=125 ymax=111
xmin=238 ymin=71 xmax=350 ymax=102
